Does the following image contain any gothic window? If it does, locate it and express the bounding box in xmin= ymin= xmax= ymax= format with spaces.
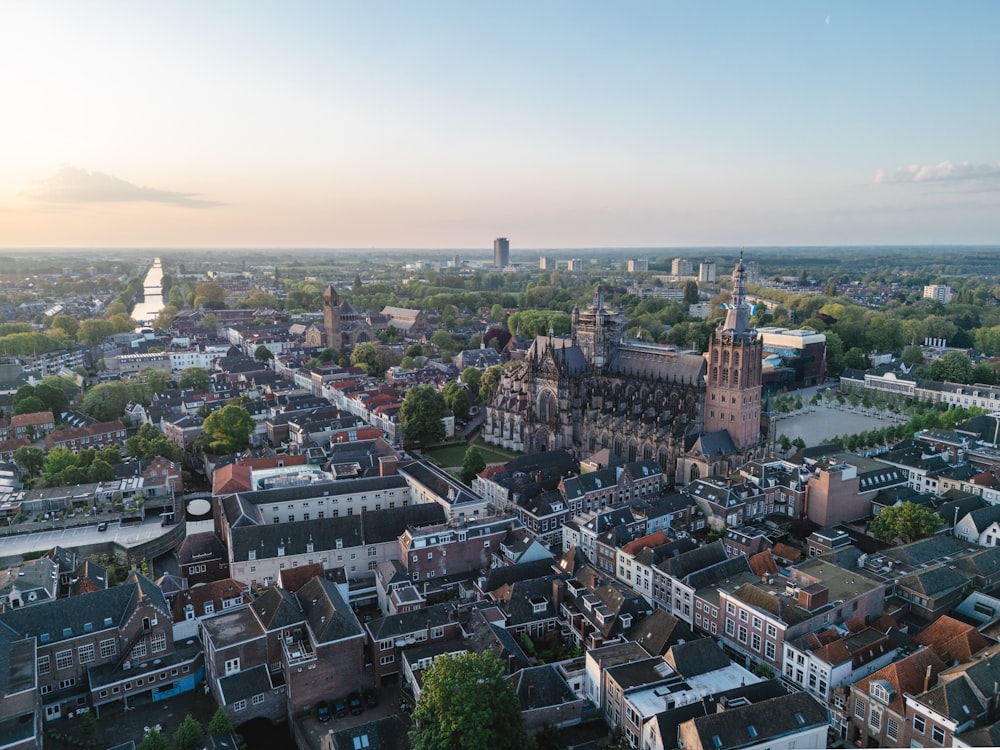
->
xmin=538 ymin=390 xmax=558 ymax=424
xmin=628 ymin=443 xmax=637 ymax=462
xmin=733 ymin=352 xmax=740 ymax=366
xmin=733 ymin=370 xmax=739 ymax=384
xmin=689 ymin=464 xmax=700 ymax=481
xmin=723 ymin=351 xmax=729 ymax=366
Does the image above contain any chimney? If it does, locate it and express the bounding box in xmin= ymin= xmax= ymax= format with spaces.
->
xmin=924 ymin=664 xmax=933 ymax=693
xmin=552 ymin=579 xmax=566 ymax=609
xmin=379 ymin=456 xmax=398 ymax=477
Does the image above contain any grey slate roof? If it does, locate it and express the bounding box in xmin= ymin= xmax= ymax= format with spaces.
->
xmin=510 ymin=664 xmax=578 ymax=710
xmin=657 ymin=540 xmax=729 ymax=580
xmin=0 ymin=571 xmax=168 ymax=645
xmin=366 ymin=602 xmax=460 ymax=642
xmin=686 ymin=691 xmax=828 ymax=749
xmin=665 ymin=638 xmax=731 ymax=678
xmin=218 ymin=663 xmax=273 ymax=705
xmin=296 ymin=576 xmax=364 ymax=644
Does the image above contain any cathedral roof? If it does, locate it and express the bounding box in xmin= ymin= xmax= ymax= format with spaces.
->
xmin=608 ymin=345 xmax=706 ymax=384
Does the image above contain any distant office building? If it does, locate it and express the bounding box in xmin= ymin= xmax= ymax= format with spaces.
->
xmin=539 ymin=255 xmax=553 ymax=270
xmin=494 ymin=237 xmax=510 ymax=268
xmin=451 ymin=254 xmax=461 ymax=268
xmin=699 ymin=260 xmax=717 ymax=283
xmin=672 ymin=258 xmax=694 ymax=276
xmin=627 ymin=258 xmax=648 ymax=273
xmin=566 ymin=258 xmax=583 ymax=272
xmin=758 ymin=327 xmax=828 ymax=389
xmin=743 ymin=259 xmax=760 ymax=282
xmin=923 ymin=284 xmax=953 ymax=304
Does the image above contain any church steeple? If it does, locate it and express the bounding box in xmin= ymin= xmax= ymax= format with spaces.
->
xmin=703 ymin=251 xmax=763 ymax=451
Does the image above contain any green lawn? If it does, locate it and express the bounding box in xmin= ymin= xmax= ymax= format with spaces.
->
xmin=423 ymin=441 xmax=517 ymax=468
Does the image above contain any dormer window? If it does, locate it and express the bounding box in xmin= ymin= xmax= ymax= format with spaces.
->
xmin=870 ymin=680 xmax=893 ymax=705
xmin=248 ymin=550 xmax=256 ymax=561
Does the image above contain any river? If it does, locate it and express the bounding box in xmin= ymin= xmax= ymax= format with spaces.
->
xmin=131 ymin=258 xmax=165 ymax=325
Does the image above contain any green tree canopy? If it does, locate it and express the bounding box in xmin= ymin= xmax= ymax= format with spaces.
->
xmin=199 ymin=404 xmax=254 ymax=454
xmin=126 ymin=423 xmax=185 ymax=462
xmin=78 ymin=319 xmax=116 ymax=346
xmin=480 ymin=365 xmax=505 ymax=404
xmin=443 ymin=382 xmax=471 ymax=421
xmin=411 ymin=651 xmax=523 ymax=750
xmin=14 ymin=446 xmax=44 ymax=478
xmin=51 ymin=314 xmax=79 ymax=339
xmin=870 ymin=501 xmax=943 ymax=544
xmin=350 ymin=342 xmax=386 ymax=375
xmin=208 ymin=707 xmax=234 ymax=737
xmin=460 ymin=367 xmax=482 ymax=396
xmin=13 ymin=395 xmax=46 ymax=415
xmin=179 ymin=367 xmax=211 ymax=392
xmin=81 ymin=382 xmax=134 ymax=421
xmin=400 ymin=385 xmax=447 ymax=447
xmin=88 ymin=459 xmax=116 ymax=483
xmin=254 ymin=344 xmax=275 ymax=362
xmin=172 ymin=714 xmax=203 ymax=750
xmin=901 ymin=344 xmax=924 ymax=366
xmin=461 ymin=446 xmax=486 ymax=483
xmin=137 ymin=728 xmax=169 ymax=750
xmin=43 ymin=447 xmax=79 ymax=484
xmin=193 ymin=282 xmax=227 ymax=310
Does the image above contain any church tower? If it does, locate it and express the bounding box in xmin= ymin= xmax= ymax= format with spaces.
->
xmin=571 ymin=286 xmax=625 ymax=370
xmin=323 ymin=285 xmax=343 ymax=353
xmin=704 ymin=251 xmax=763 ymax=450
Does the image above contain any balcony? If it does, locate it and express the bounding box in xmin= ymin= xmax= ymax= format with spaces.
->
xmin=282 ymin=638 xmax=316 ymax=666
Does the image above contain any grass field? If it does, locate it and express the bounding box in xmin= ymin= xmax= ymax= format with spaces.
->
xmin=423 ymin=440 xmax=518 ymax=468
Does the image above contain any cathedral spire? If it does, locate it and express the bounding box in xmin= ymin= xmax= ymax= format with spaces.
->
xmin=722 ymin=248 xmax=752 ymax=336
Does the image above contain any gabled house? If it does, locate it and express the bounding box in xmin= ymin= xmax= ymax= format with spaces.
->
xmin=202 ymin=576 xmax=365 ymax=724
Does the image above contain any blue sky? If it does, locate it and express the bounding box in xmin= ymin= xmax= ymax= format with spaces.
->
xmin=1 ymin=1 xmax=998 ymax=248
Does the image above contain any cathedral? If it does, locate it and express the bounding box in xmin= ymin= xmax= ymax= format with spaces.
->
xmin=482 ymin=253 xmax=767 ymax=485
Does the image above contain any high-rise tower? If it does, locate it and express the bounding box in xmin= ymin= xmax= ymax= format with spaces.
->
xmin=703 ymin=251 xmax=762 ymax=450
xmin=494 ymin=237 xmax=510 ymax=268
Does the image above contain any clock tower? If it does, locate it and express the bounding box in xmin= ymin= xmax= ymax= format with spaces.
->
xmin=704 ymin=251 xmax=763 ymax=450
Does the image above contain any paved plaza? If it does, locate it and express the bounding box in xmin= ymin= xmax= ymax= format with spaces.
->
xmin=772 ymin=401 xmax=902 ymax=448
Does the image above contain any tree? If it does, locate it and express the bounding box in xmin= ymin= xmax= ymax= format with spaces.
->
xmin=14 ymin=446 xmax=44 ymax=478
xmin=254 ymin=344 xmax=275 ymax=363
xmin=410 ymin=651 xmax=523 ymax=750
xmin=400 ymin=385 xmax=447 ymax=447
xmin=179 ymin=367 xmax=211 ymax=392
xmin=43 ymin=447 xmax=79 ymax=484
xmin=200 ymin=404 xmax=254 ymax=454
xmin=350 ymin=342 xmax=386 ymax=375
xmin=480 ymin=365 xmax=504 ymax=404
xmin=172 ymin=714 xmax=203 ymax=750
xmin=200 ymin=312 xmax=219 ymax=332
xmin=138 ymin=728 xmax=169 ymax=750
xmin=460 ymin=367 xmax=482 ymax=396
xmin=34 ymin=382 xmax=70 ymax=414
xmin=901 ymin=344 xmax=924 ymax=366
xmin=78 ymin=319 xmax=116 ymax=346
xmin=461 ymin=446 xmax=486 ymax=483
xmin=443 ymin=382 xmax=471 ymax=421
xmin=81 ymin=382 xmax=134 ymax=421
xmin=870 ymin=501 xmax=943 ymax=544
xmin=927 ymin=351 xmax=975 ymax=384
xmin=683 ymin=280 xmax=699 ymax=306
xmin=13 ymin=395 xmax=46 ymax=415
xmin=208 ymin=707 xmax=234 ymax=737
xmin=126 ymin=423 xmax=184 ymax=462
xmin=88 ymin=459 xmax=116 ymax=482
xmin=193 ymin=282 xmax=227 ymax=310
xmin=489 ymin=303 xmax=505 ymax=322
xmin=51 ymin=314 xmax=79 ymax=340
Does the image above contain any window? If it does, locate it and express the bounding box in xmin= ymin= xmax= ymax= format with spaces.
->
xmin=151 ymin=632 xmax=167 ymax=653
xmin=234 ymin=699 xmax=247 ymax=711
xmin=932 ymin=725 xmax=945 ymax=744
xmin=869 ymin=707 xmax=881 ymax=731
xmin=765 ymin=641 xmax=775 ymax=660
xmin=913 ymin=715 xmax=925 ymax=734
xmin=225 ymin=658 xmax=240 ymax=675
xmin=766 ymin=623 xmax=777 ymax=638
xmin=752 ymin=616 xmax=762 ymax=630
xmin=131 ymin=641 xmax=147 ymax=659
xmin=204 ymin=602 xmax=215 ymax=615
xmin=38 ymin=655 xmax=50 ymax=675
xmin=252 ymin=694 xmax=265 ymax=705
xmin=368 ymin=547 xmax=377 ymax=557
xmin=380 ymin=655 xmax=394 ymax=665
xmin=854 ymin=698 xmax=865 ymax=719
xmin=738 ymin=625 xmax=748 ymax=643
xmin=739 ymin=610 xmax=749 ymax=623
xmin=100 ymin=638 xmax=116 ymax=658
xmin=56 ymin=650 xmax=73 ymax=670
xmin=78 ymin=644 xmax=95 ymax=664
xmin=751 ymin=633 xmax=761 ymax=652
xmin=725 ymin=619 xmax=735 ymax=636
xmin=887 ymin=718 xmax=899 ymax=741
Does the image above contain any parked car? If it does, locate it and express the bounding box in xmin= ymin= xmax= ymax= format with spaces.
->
xmin=316 ymin=701 xmax=331 ymax=723
xmin=333 ymin=698 xmax=348 ymax=718
xmin=348 ymin=692 xmax=364 ymax=716
xmin=97 ymin=522 xmax=108 ymax=532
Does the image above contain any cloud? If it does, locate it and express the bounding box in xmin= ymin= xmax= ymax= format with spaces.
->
xmin=22 ymin=165 xmax=223 ymax=208
xmin=874 ymin=161 xmax=1000 ymax=186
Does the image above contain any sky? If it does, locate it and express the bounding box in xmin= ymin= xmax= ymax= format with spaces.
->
xmin=1 ymin=1 xmax=998 ymax=250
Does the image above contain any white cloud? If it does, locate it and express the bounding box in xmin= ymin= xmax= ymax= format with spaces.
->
xmin=874 ymin=161 xmax=1000 ymax=185
xmin=22 ymin=165 xmax=223 ymax=208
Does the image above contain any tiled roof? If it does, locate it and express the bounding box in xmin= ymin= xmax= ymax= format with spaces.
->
xmin=915 ymin=615 xmax=993 ymax=664
xmin=855 ymin=648 xmax=946 ymax=713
